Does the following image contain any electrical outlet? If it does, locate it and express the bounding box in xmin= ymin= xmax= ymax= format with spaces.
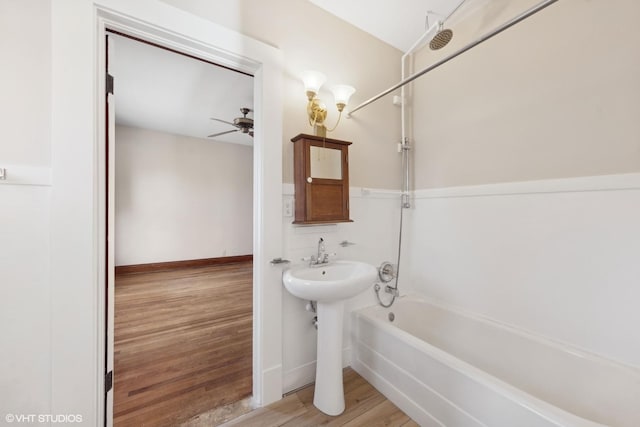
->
xmin=283 ymin=198 xmax=293 ymax=217
xmin=0 ymin=168 xmax=6 ymax=180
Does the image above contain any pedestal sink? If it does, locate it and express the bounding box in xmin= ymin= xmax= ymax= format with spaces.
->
xmin=282 ymin=260 xmax=377 ymax=415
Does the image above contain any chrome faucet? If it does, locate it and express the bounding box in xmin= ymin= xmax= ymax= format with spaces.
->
xmin=303 ymin=238 xmax=334 ymax=266
xmin=317 ymin=238 xmax=326 ymax=263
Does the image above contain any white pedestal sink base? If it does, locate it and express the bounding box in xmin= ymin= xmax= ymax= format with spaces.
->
xmin=313 ymin=300 xmax=345 ymax=416
xmin=282 ymin=260 xmax=378 ymax=416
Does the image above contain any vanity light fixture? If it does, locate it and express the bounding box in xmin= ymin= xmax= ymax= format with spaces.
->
xmin=301 ymin=70 xmax=355 ymax=137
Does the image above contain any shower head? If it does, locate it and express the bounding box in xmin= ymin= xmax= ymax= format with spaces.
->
xmin=426 ymin=0 xmax=465 ymax=51
xmin=430 ymin=24 xmax=453 ymax=50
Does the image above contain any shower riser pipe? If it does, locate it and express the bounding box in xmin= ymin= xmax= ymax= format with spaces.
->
xmin=400 ymin=21 xmax=440 ymax=148
xmin=400 ymin=0 xmax=465 ymax=149
xmin=400 ymin=19 xmax=442 ymax=202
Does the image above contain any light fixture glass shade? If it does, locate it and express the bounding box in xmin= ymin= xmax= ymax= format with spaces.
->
xmin=331 ymin=85 xmax=356 ymax=111
xmin=301 ymin=70 xmax=327 ymax=95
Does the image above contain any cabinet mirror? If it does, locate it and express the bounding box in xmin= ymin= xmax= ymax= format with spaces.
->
xmin=291 ymin=134 xmax=352 ymax=224
xmin=310 ymin=146 xmax=342 ymax=180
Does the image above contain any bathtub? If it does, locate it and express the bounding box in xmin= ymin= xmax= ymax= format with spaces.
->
xmin=352 ymin=296 xmax=640 ymax=427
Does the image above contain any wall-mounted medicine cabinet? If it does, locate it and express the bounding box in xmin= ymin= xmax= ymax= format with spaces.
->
xmin=291 ymin=133 xmax=352 ymax=224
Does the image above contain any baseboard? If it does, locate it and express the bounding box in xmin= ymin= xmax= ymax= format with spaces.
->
xmin=115 ymin=254 xmax=253 ymax=275
xmin=258 ymin=364 xmax=283 ymax=407
xmin=283 ymin=360 xmax=316 ymax=394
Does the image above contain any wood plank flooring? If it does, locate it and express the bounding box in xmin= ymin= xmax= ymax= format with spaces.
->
xmin=114 ymin=261 xmax=253 ymax=427
xmin=219 ymin=368 xmax=418 ymax=427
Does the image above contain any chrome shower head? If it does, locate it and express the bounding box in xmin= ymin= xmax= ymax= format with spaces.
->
xmin=430 ymin=25 xmax=453 ymax=50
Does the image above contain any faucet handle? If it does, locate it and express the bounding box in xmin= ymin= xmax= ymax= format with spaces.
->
xmin=322 ymin=252 xmax=337 ymax=262
xmin=302 ymin=255 xmax=318 ymax=266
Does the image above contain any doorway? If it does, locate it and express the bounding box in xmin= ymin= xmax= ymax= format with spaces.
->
xmin=84 ymin=5 xmax=285 ymax=424
xmin=107 ymin=32 xmax=255 ymax=425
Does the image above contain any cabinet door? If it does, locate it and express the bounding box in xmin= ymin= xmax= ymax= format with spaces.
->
xmin=306 ymin=178 xmax=348 ymax=221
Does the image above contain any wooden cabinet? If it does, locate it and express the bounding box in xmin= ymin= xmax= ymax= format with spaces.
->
xmin=291 ymin=134 xmax=353 ymax=224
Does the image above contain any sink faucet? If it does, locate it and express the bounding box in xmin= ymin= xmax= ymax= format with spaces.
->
xmin=317 ymin=238 xmax=326 ymax=263
xmin=303 ymin=238 xmax=334 ymax=266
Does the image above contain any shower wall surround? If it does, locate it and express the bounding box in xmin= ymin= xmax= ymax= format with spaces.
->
xmin=406 ymin=1 xmax=640 ymax=369
xmin=405 ymin=174 xmax=640 ymax=369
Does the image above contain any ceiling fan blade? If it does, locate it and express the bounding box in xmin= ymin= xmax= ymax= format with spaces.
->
xmin=210 ymin=117 xmax=237 ymax=127
xmin=207 ymin=129 xmax=238 ymax=138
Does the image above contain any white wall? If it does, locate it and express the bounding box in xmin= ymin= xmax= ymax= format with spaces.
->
xmin=0 ymin=186 xmax=51 ymax=418
xmin=115 ymin=126 xmax=253 ymax=265
xmin=0 ymin=0 xmax=52 ymax=420
xmin=406 ymin=175 xmax=640 ymax=368
xmin=281 ymin=186 xmax=402 ymax=392
xmin=0 ymin=0 xmax=51 ymax=166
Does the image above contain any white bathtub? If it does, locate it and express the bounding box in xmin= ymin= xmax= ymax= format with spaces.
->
xmin=352 ymin=296 xmax=640 ymax=427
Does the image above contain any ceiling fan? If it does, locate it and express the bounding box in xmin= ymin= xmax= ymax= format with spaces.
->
xmin=208 ymin=107 xmax=254 ymax=138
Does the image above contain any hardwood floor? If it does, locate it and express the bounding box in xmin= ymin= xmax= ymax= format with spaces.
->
xmin=114 ymin=261 xmax=253 ymax=427
xmin=219 ymin=368 xmax=418 ymax=427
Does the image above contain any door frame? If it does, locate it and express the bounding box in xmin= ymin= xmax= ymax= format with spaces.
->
xmin=90 ymin=2 xmax=283 ymax=423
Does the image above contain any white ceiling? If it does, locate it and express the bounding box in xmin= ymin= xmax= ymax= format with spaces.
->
xmin=110 ymin=33 xmax=254 ymax=146
xmin=310 ymin=0 xmax=468 ymax=52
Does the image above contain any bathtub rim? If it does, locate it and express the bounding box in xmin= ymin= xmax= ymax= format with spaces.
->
xmin=355 ymin=294 xmax=613 ymax=427
xmin=360 ymin=293 xmax=640 ymax=375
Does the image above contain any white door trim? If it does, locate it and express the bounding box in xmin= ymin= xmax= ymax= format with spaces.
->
xmin=51 ymin=1 xmax=283 ymax=423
